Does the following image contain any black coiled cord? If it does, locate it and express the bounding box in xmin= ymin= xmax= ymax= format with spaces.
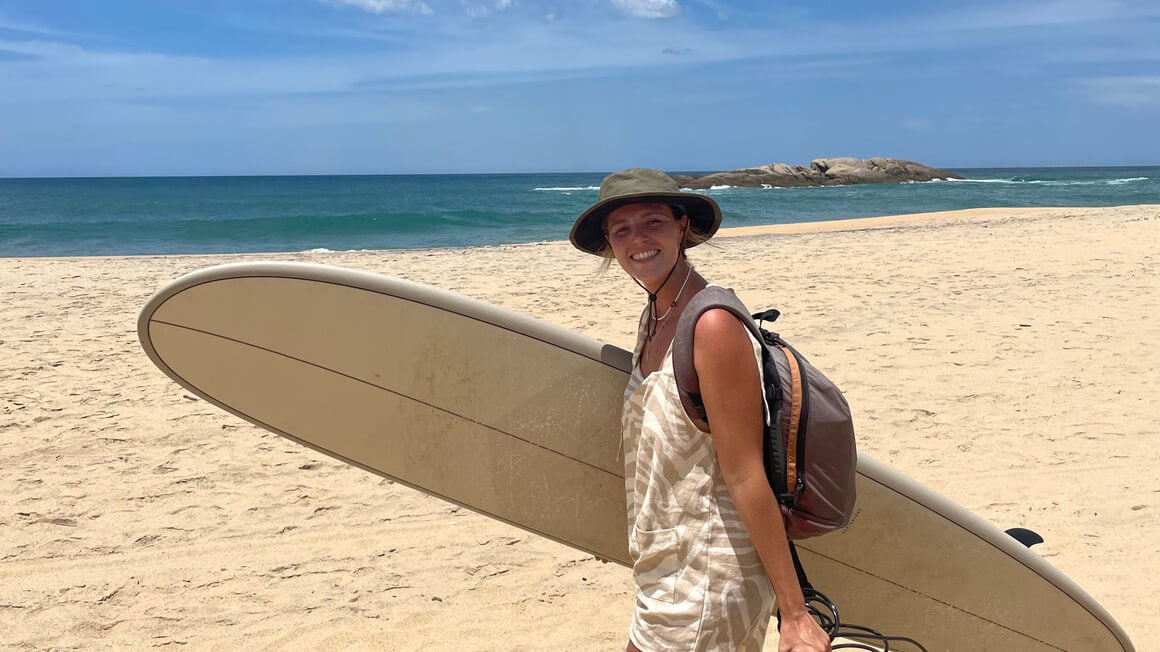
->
xmin=781 ymin=587 xmax=929 ymax=652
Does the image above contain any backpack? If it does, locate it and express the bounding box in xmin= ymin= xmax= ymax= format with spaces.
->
xmin=672 ymin=286 xmax=857 ymax=540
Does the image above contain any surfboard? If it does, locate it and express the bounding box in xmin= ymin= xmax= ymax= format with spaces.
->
xmin=137 ymin=261 xmax=1134 ymax=652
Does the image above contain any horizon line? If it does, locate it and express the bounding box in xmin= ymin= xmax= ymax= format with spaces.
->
xmin=4 ymin=163 xmax=1160 ymax=181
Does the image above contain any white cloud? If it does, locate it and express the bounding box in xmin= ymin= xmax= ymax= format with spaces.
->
xmin=611 ymin=0 xmax=679 ymax=19
xmin=323 ymin=0 xmax=433 ymax=15
xmin=687 ymin=0 xmax=728 ymax=20
xmin=0 ymin=39 xmax=83 ymax=59
xmin=465 ymin=0 xmax=517 ymax=18
xmin=1076 ymin=76 xmax=1160 ymax=108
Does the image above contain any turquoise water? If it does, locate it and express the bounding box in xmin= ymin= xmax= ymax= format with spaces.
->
xmin=1 ymin=167 xmax=1156 ymax=257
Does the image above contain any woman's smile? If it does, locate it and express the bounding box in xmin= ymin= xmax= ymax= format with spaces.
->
xmin=604 ymin=203 xmax=689 ymax=292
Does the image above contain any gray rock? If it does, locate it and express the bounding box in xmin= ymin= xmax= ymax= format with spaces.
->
xmin=674 ymin=157 xmax=963 ymax=189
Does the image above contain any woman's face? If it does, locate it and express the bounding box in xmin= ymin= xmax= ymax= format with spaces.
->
xmin=604 ymin=202 xmax=688 ymax=291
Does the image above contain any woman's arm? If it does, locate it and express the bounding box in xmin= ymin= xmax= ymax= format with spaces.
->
xmin=693 ymin=309 xmax=830 ymax=652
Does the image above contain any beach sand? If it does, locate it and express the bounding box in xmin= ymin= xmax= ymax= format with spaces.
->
xmin=1 ymin=205 xmax=1157 ymax=650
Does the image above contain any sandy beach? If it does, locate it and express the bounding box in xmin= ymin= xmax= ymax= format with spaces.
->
xmin=1 ymin=204 xmax=1157 ymax=650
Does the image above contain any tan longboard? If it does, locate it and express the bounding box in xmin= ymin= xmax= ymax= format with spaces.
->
xmin=138 ymin=262 xmax=1133 ymax=652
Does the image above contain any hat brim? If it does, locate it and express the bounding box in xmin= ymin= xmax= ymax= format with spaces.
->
xmin=570 ymin=191 xmax=721 ymax=255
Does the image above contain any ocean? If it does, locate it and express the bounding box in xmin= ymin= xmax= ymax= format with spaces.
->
xmin=1 ymin=167 xmax=1157 ymax=257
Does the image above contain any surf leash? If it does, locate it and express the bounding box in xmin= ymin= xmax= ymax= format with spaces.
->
xmin=779 ymin=543 xmax=930 ymax=652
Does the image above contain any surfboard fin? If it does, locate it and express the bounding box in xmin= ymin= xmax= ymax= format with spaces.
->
xmin=1005 ymin=527 xmax=1044 ymax=548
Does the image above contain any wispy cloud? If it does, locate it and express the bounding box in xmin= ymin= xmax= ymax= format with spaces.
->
xmin=322 ymin=0 xmax=434 ymax=15
xmin=0 ymin=39 xmax=75 ymax=59
xmin=1040 ymin=46 xmax=1160 ymax=65
xmin=687 ymin=0 xmax=729 ymax=21
xmin=3 ymin=1 xmax=1158 ymax=108
xmin=1075 ymin=76 xmax=1160 ymax=108
xmin=936 ymin=0 xmax=1143 ymax=30
xmin=0 ymin=15 xmax=73 ymax=38
xmin=611 ymin=0 xmax=680 ymax=19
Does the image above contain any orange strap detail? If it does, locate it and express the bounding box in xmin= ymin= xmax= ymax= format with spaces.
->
xmin=779 ymin=345 xmax=803 ymax=493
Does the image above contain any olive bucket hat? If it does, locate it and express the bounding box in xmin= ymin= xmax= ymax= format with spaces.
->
xmin=570 ymin=168 xmax=722 ymax=255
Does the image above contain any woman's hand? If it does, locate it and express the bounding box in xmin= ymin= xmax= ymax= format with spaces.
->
xmin=778 ymin=611 xmax=831 ymax=651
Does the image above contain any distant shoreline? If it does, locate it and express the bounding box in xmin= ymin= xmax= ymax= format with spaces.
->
xmin=2 ymin=164 xmax=1160 ymax=181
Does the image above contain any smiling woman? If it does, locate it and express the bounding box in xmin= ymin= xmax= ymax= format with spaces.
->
xmin=570 ymin=168 xmax=832 ymax=652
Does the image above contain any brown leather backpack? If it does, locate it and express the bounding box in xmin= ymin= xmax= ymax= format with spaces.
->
xmin=672 ymin=286 xmax=857 ymax=539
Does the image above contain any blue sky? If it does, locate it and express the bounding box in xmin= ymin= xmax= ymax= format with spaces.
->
xmin=1 ymin=0 xmax=1158 ymax=176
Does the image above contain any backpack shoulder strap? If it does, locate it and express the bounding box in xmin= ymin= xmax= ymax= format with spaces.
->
xmin=673 ymin=286 xmax=765 ymax=433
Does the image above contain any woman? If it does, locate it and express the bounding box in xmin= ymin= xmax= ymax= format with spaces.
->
xmin=570 ymin=169 xmax=830 ymax=652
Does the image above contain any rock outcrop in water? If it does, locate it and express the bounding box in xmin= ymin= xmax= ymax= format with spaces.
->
xmin=673 ymin=157 xmax=963 ymax=189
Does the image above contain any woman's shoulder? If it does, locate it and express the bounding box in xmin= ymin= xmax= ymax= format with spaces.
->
xmin=688 ymin=285 xmax=762 ymax=368
xmin=691 ymin=284 xmax=751 ymax=334
xmin=693 ymin=308 xmax=752 ymax=348
xmin=698 ymin=283 xmax=753 ymax=311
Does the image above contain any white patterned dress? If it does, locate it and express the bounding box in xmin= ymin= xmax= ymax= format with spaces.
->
xmin=622 ymin=305 xmax=776 ymax=651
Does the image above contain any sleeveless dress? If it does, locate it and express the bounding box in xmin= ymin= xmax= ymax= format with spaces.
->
xmin=622 ymin=301 xmax=776 ymax=651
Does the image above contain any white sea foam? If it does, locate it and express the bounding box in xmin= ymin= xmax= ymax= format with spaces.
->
xmin=957 ymin=177 xmax=1148 ymax=186
xmin=708 ymin=184 xmax=735 ymax=190
xmin=301 ymin=247 xmax=377 ymax=253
